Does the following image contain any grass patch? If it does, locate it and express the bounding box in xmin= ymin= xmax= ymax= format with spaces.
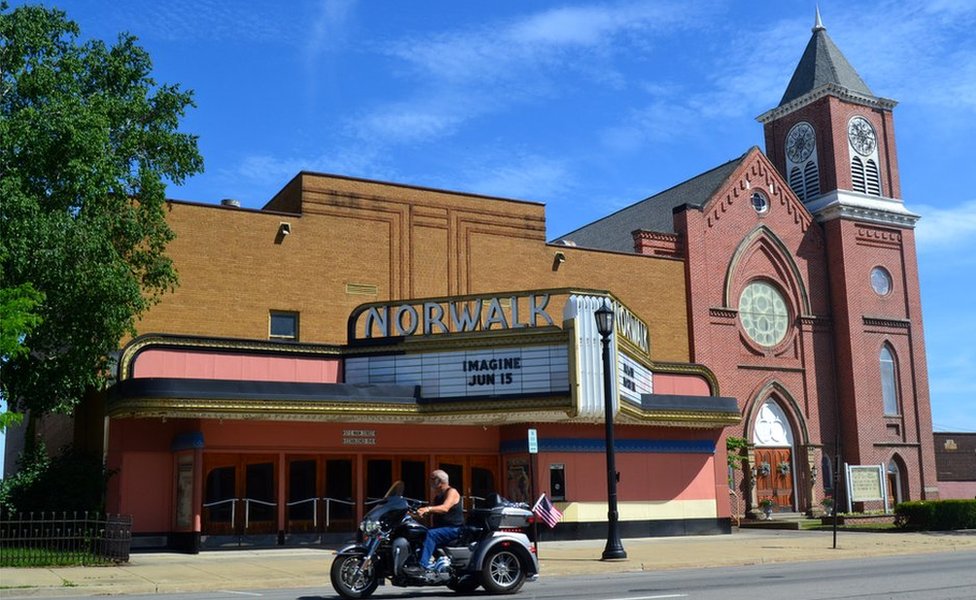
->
xmin=807 ymin=522 xmax=899 ymax=532
xmin=0 ymin=546 xmax=112 ymax=567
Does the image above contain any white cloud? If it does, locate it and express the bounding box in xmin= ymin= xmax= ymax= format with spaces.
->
xmin=913 ymin=200 xmax=976 ymax=250
xmin=351 ymin=102 xmax=469 ymax=143
xmin=347 ymin=1 xmax=705 ymax=146
xmin=304 ymin=0 xmax=356 ymax=64
xmin=454 ymin=153 xmax=573 ymax=203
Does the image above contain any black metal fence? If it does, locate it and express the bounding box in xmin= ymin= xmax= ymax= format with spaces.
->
xmin=0 ymin=511 xmax=132 ymax=566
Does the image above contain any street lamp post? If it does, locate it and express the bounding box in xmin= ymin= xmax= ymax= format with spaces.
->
xmin=594 ymin=300 xmax=627 ymax=560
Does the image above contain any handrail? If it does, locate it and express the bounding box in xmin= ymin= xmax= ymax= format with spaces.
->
xmin=202 ymin=498 xmax=236 ymax=527
xmin=286 ymin=497 xmax=357 ymax=528
xmin=243 ymin=498 xmax=276 ymax=530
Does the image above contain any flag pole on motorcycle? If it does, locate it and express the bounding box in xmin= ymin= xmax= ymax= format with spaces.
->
xmin=532 ymin=494 xmax=564 ymax=538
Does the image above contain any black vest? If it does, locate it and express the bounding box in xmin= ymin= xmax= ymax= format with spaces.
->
xmin=433 ymin=487 xmax=464 ymax=527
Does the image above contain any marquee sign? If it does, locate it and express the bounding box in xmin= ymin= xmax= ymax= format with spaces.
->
xmin=345 ymin=345 xmax=569 ymax=399
xmin=349 ymin=292 xmax=556 ymax=341
xmin=618 ymin=352 xmax=653 ymax=405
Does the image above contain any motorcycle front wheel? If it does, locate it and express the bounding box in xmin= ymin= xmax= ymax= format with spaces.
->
xmin=330 ymin=554 xmax=379 ymax=599
xmin=480 ymin=547 xmax=526 ymax=595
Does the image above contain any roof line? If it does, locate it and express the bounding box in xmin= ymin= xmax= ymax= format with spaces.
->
xmin=553 ymin=150 xmax=751 ymax=242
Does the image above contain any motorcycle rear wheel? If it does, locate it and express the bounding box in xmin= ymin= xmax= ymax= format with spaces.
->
xmin=480 ymin=548 xmax=526 ymax=594
xmin=330 ymin=554 xmax=379 ymax=599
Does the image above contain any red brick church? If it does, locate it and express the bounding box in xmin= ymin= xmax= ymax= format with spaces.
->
xmin=558 ymin=11 xmax=938 ymax=514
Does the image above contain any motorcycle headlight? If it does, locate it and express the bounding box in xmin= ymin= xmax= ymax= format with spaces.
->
xmin=360 ymin=519 xmax=382 ymax=535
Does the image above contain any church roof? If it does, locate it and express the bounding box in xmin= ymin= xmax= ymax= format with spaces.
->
xmin=553 ymin=151 xmax=748 ymax=252
xmin=778 ymin=15 xmax=874 ymax=106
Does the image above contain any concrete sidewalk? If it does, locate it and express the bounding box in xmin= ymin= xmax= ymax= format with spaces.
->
xmin=3 ymin=529 xmax=976 ymax=598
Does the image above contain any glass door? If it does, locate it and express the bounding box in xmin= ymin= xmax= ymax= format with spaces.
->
xmin=287 ymin=457 xmax=318 ymax=534
xmin=203 ymin=454 xmax=237 ymax=535
xmin=202 ymin=454 xmax=278 ymax=535
xmin=324 ymin=458 xmax=356 ymax=532
xmin=243 ymin=455 xmax=277 ymax=534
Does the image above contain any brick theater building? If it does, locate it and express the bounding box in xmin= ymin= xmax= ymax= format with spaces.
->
xmin=15 ymin=13 xmax=938 ymax=549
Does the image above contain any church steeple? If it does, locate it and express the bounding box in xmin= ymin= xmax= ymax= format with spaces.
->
xmin=758 ymin=8 xmax=916 ymax=227
xmin=778 ymin=10 xmax=874 ymax=106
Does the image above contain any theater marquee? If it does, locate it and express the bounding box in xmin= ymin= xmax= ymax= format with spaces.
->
xmin=345 ymin=345 xmax=570 ymax=399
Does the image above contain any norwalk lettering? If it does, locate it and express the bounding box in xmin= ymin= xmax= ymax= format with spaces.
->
xmin=614 ymin=302 xmax=649 ymax=354
xmin=362 ymin=294 xmax=555 ymax=339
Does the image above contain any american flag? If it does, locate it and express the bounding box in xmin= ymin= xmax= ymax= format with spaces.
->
xmin=532 ymin=493 xmax=563 ymax=528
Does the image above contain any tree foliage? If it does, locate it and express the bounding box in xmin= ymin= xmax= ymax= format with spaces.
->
xmin=0 ymin=441 xmax=116 ymax=513
xmin=0 ymin=4 xmax=203 ymax=420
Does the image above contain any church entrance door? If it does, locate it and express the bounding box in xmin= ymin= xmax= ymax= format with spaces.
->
xmin=754 ymin=447 xmax=794 ymax=510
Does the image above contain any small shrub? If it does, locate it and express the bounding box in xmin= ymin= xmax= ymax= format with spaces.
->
xmin=0 ymin=445 xmax=115 ymax=513
xmin=895 ymin=499 xmax=976 ymax=530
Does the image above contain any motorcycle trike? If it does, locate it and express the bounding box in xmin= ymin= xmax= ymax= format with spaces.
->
xmin=330 ymin=481 xmax=538 ymax=598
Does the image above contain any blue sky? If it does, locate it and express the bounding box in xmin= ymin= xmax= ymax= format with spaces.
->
xmin=4 ymin=0 xmax=975 ymax=472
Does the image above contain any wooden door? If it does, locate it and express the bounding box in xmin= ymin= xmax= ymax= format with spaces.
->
xmin=754 ymin=448 xmax=793 ymax=510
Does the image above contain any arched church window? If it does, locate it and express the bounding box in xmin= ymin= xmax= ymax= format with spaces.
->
xmin=848 ymin=115 xmax=883 ymax=196
xmin=785 ymin=121 xmax=819 ymax=202
xmin=880 ymin=344 xmax=899 ymax=415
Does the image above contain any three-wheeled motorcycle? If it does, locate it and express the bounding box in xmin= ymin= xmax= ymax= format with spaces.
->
xmin=330 ymin=481 xmax=538 ymax=598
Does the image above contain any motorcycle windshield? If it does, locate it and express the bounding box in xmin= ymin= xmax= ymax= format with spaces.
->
xmin=364 ymin=480 xmax=409 ymax=526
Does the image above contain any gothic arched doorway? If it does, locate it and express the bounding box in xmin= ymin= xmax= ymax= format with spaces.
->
xmin=752 ymin=399 xmax=796 ymax=511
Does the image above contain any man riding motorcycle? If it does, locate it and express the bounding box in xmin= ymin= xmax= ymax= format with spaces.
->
xmin=406 ymin=469 xmax=463 ymax=575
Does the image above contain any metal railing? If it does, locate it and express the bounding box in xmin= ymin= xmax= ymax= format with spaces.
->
xmin=0 ymin=511 xmax=132 ymax=566
xmin=286 ymin=497 xmax=356 ymax=528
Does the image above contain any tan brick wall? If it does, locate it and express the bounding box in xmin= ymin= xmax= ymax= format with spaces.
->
xmin=137 ymin=173 xmax=690 ymax=362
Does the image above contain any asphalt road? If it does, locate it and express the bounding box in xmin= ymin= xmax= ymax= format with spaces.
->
xmin=40 ymin=550 xmax=976 ymax=600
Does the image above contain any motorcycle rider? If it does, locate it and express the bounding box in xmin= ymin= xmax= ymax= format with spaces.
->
xmin=405 ymin=469 xmax=463 ymax=575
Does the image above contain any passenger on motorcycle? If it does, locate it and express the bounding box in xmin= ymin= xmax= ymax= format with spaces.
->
xmin=408 ymin=469 xmax=463 ymax=574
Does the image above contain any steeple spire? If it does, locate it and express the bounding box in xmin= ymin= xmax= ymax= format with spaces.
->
xmin=813 ymin=5 xmax=824 ymax=32
xmin=777 ymin=8 xmax=873 ymax=106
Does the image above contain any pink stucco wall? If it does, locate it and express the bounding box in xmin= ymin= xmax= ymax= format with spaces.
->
xmin=132 ymin=348 xmax=340 ymax=383
xmin=653 ymin=373 xmax=711 ymax=396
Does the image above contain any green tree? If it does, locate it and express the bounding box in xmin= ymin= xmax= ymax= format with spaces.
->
xmin=0 ymin=278 xmax=43 ymax=431
xmin=0 ymin=4 xmax=203 ymax=436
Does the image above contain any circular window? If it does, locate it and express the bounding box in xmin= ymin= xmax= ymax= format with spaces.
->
xmin=739 ymin=281 xmax=789 ymax=347
xmin=751 ymin=192 xmax=769 ymax=214
xmin=871 ymin=266 xmax=892 ymax=296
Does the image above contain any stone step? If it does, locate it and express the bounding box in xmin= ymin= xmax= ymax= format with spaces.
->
xmin=739 ymin=512 xmax=822 ymax=530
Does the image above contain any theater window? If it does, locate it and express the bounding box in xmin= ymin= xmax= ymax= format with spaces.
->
xmin=269 ymin=310 xmax=300 ymax=340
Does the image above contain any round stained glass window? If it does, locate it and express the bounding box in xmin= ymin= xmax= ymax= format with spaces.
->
xmin=751 ymin=191 xmax=769 ymax=214
xmin=871 ymin=266 xmax=892 ymax=296
xmin=739 ymin=281 xmax=789 ymax=347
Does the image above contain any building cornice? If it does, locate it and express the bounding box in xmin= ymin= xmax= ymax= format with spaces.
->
xmin=805 ymin=190 xmax=920 ymax=228
xmin=757 ymin=83 xmax=897 ymax=124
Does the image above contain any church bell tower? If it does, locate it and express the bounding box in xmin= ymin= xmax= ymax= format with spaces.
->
xmin=757 ymin=9 xmax=939 ymax=503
